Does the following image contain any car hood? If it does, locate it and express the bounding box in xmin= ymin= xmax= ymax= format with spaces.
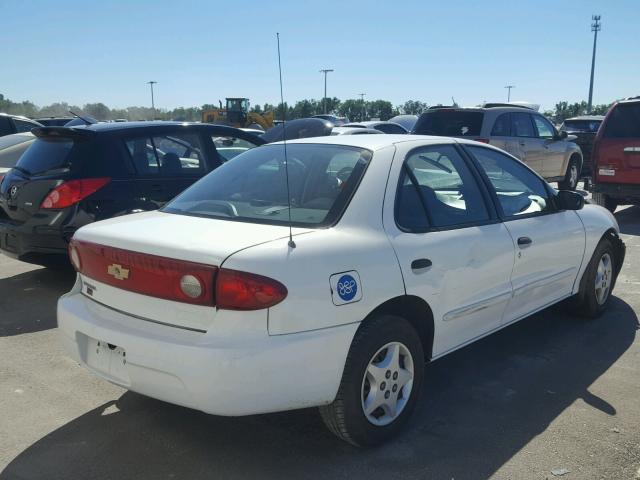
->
xmin=73 ymin=210 xmax=314 ymax=266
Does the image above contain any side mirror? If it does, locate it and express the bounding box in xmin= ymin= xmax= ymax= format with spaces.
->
xmin=557 ymin=130 xmax=568 ymax=140
xmin=557 ymin=190 xmax=584 ymax=210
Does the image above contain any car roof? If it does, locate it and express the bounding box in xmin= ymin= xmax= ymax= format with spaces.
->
xmin=425 ymin=106 xmax=539 ymax=114
xmin=0 ymin=113 xmax=41 ymax=123
xmin=565 ymin=115 xmax=604 ymax=121
xmin=272 ymin=134 xmax=458 ymax=150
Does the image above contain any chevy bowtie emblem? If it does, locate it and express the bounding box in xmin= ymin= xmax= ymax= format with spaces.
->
xmin=107 ymin=264 xmax=130 ymax=280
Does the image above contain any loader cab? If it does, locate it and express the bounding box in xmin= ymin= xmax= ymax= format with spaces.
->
xmin=226 ymin=98 xmax=249 ymax=125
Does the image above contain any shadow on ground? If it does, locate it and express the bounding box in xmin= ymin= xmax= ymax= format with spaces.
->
xmin=616 ymin=205 xmax=640 ymax=236
xmin=0 ymin=267 xmax=75 ymax=337
xmin=2 ymin=297 xmax=637 ymax=480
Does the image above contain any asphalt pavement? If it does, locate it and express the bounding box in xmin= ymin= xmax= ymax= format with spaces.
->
xmin=1 ymin=205 xmax=639 ymax=480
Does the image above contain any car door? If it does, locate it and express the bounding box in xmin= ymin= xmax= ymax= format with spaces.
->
xmin=383 ymin=142 xmax=515 ymax=357
xmin=466 ymin=145 xmax=585 ymax=323
xmin=488 ymin=112 xmax=520 ymax=157
xmin=510 ymin=112 xmax=543 ymax=174
xmin=123 ymin=135 xmax=167 ymax=210
xmin=532 ymin=114 xmax=565 ymax=179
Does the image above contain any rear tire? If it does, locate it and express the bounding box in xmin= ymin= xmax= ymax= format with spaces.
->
xmin=319 ymin=315 xmax=424 ymax=447
xmin=592 ymin=192 xmax=618 ymax=213
xmin=574 ymin=238 xmax=617 ymax=318
xmin=559 ymin=156 xmax=580 ymax=190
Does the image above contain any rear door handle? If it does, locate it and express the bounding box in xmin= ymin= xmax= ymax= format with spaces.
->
xmin=517 ymin=236 xmax=532 ymax=248
xmin=411 ymin=258 xmax=432 ymax=270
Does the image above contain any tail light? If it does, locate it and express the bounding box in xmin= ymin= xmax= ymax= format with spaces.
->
xmin=216 ymin=269 xmax=288 ymax=310
xmin=473 ymin=138 xmax=490 ymax=144
xmin=69 ymin=240 xmax=288 ymax=310
xmin=41 ymin=177 xmax=110 ymax=209
xmin=69 ymin=239 xmax=217 ymax=306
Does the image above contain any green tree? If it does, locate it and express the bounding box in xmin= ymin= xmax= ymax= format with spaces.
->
xmin=82 ymin=102 xmax=111 ymax=120
xmin=401 ymin=100 xmax=428 ymax=115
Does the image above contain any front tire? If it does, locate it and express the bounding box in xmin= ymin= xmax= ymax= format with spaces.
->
xmin=559 ymin=156 xmax=580 ymax=190
xmin=574 ymin=238 xmax=617 ymax=318
xmin=319 ymin=315 xmax=424 ymax=447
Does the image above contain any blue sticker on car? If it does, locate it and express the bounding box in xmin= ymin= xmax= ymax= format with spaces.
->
xmin=330 ymin=271 xmax=362 ymax=306
xmin=337 ymin=274 xmax=357 ymax=301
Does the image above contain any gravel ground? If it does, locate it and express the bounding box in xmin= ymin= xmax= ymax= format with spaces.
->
xmin=1 ymin=203 xmax=639 ymax=480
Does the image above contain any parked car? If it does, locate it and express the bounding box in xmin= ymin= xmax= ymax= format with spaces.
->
xmin=0 ymin=132 xmax=35 ymax=178
xmin=591 ymin=98 xmax=640 ymax=212
xmin=58 ymin=134 xmax=623 ymax=447
xmin=389 ymin=114 xmax=418 ymax=132
xmin=559 ymin=115 xmax=604 ymax=179
xmin=312 ymin=114 xmax=349 ymax=126
xmin=0 ymin=113 xmax=42 ymax=137
xmin=0 ymin=122 xmax=264 ymax=267
xmin=413 ymin=106 xmax=583 ymax=189
xmin=331 ymin=126 xmax=382 ymax=135
xmin=343 ymin=121 xmax=408 ymax=134
xmin=35 ymin=117 xmax=74 ymax=127
xmin=262 ymin=118 xmax=334 ymax=143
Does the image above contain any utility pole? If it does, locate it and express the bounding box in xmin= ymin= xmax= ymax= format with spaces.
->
xmin=504 ymin=85 xmax=515 ymax=102
xmin=358 ymin=93 xmax=366 ymax=121
xmin=319 ymin=69 xmax=334 ymax=114
xmin=588 ymin=15 xmax=601 ymax=112
xmin=147 ymin=81 xmax=157 ymax=117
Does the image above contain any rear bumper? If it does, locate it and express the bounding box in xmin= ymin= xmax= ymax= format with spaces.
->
xmin=57 ymin=285 xmax=357 ymax=416
xmin=0 ymin=218 xmax=69 ymax=263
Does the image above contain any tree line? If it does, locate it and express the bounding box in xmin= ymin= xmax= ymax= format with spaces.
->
xmin=1 ymin=93 xmax=614 ymax=125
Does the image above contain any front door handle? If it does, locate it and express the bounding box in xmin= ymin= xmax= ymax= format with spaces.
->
xmin=411 ymin=258 xmax=432 ymax=270
xmin=517 ymin=236 xmax=533 ymax=248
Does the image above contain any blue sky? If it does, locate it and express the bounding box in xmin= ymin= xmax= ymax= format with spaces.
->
xmin=1 ymin=0 xmax=638 ymax=112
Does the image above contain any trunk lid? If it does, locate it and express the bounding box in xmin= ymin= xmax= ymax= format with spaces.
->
xmin=72 ymin=211 xmax=312 ymax=330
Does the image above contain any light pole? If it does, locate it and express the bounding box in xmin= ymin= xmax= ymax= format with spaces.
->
xmin=319 ymin=69 xmax=334 ymax=114
xmin=147 ymin=81 xmax=157 ymax=116
xmin=504 ymin=85 xmax=515 ymax=102
xmin=588 ymin=15 xmax=601 ymax=112
xmin=358 ymin=93 xmax=366 ymax=121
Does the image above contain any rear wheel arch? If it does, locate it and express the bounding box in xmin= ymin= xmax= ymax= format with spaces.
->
xmin=360 ymin=295 xmax=435 ymax=361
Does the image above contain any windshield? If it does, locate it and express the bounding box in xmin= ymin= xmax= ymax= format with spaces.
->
xmin=562 ymin=120 xmax=602 ymax=133
xmin=163 ymin=143 xmax=372 ymax=227
xmin=413 ymin=110 xmax=484 ymax=136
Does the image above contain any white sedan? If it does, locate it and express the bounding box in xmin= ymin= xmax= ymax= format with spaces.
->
xmin=58 ymin=135 xmax=625 ymax=446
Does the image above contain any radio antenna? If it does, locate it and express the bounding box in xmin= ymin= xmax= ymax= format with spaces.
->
xmin=277 ymin=32 xmax=295 ymax=249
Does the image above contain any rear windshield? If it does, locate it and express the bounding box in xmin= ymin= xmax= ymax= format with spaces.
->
xmin=163 ymin=144 xmax=372 ymax=228
xmin=604 ymin=103 xmax=640 ymax=138
xmin=15 ymin=138 xmax=75 ymax=175
xmin=562 ymin=120 xmax=602 ymax=133
xmin=413 ymin=110 xmax=484 ymax=136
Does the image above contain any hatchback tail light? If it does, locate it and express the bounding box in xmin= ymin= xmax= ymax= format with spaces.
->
xmin=473 ymin=138 xmax=490 ymax=144
xmin=41 ymin=177 xmax=110 ymax=209
xmin=216 ymin=269 xmax=288 ymax=310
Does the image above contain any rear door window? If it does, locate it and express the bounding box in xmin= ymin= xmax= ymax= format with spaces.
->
xmin=604 ymin=103 xmax=640 ymax=138
xmin=396 ymin=144 xmax=490 ymax=230
xmin=511 ymin=113 xmax=536 ymax=137
xmin=125 ymin=137 xmax=159 ymax=176
xmin=152 ymin=132 xmax=205 ymax=176
xmin=491 ymin=113 xmax=511 ymax=136
xmin=413 ymin=110 xmax=484 ymax=137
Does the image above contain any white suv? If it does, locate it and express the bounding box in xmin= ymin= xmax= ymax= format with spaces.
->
xmin=413 ymin=106 xmax=583 ymax=189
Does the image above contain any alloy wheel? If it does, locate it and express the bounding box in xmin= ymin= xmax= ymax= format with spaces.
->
xmin=595 ymin=252 xmax=613 ymax=305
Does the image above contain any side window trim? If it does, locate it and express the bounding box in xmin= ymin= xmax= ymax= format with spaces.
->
xmin=490 ymin=113 xmax=512 ymax=137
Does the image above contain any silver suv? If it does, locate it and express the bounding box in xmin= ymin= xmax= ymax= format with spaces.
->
xmin=413 ymin=106 xmax=583 ymax=190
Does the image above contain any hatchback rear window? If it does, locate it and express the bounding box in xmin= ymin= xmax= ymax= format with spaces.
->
xmin=413 ymin=110 xmax=484 ymax=137
xmin=603 ymin=103 xmax=640 ymax=138
xmin=164 ymin=144 xmax=371 ymax=228
xmin=15 ymin=138 xmax=74 ymax=175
